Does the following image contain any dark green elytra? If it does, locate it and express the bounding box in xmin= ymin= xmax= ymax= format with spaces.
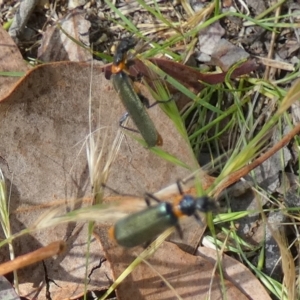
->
xmin=111 ymin=72 xmax=161 ymax=148
xmin=112 ymin=202 xmax=177 ymax=248
xmin=110 ymin=194 xmax=216 ymax=248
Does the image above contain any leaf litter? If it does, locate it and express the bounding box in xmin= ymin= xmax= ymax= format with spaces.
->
xmin=38 ymin=8 xmax=92 ymax=62
xmin=0 ymin=49 xmax=202 ymax=298
xmin=1 ymin=0 xmax=300 ymax=299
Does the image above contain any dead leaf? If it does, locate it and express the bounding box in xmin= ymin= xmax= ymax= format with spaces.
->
xmin=104 ymin=58 xmax=257 ymax=100
xmin=198 ymin=22 xmax=225 ymax=58
xmin=125 ymin=58 xmax=257 ymax=111
xmin=0 ymin=26 xmax=31 ymax=100
xmin=0 ymin=276 xmax=20 ymax=300
xmin=98 ymin=232 xmax=251 ymax=300
xmin=211 ymin=38 xmax=250 ymax=71
xmin=0 ymin=61 xmax=202 ymax=298
xmin=198 ymin=247 xmax=271 ymax=300
xmin=38 ymin=9 xmax=92 ymax=62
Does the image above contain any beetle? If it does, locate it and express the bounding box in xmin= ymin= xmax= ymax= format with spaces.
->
xmin=109 ymin=181 xmax=216 ymax=248
xmin=111 ymin=38 xmax=163 ymax=147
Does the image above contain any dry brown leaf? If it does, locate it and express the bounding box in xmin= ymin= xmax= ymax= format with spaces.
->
xmin=97 ymin=232 xmax=251 ymax=300
xmin=38 ymin=9 xmax=92 ymax=62
xmin=106 ymin=58 xmax=257 ymax=113
xmin=198 ymin=247 xmax=271 ymax=300
xmin=0 ymin=61 xmax=204 ymax=298
xmin=211 ymin=38 xmax=250 ymax=71
xmin=0 ymin=26 xmax=31 ymax=100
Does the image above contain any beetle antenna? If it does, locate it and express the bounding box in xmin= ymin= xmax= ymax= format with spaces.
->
xmin=144 ymin=192 xmax=162 ymax=205
xmin=176 ymin=180 xmax=184 ymax=195
xmin=193 ymin=212 xmax=204 ymax=226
